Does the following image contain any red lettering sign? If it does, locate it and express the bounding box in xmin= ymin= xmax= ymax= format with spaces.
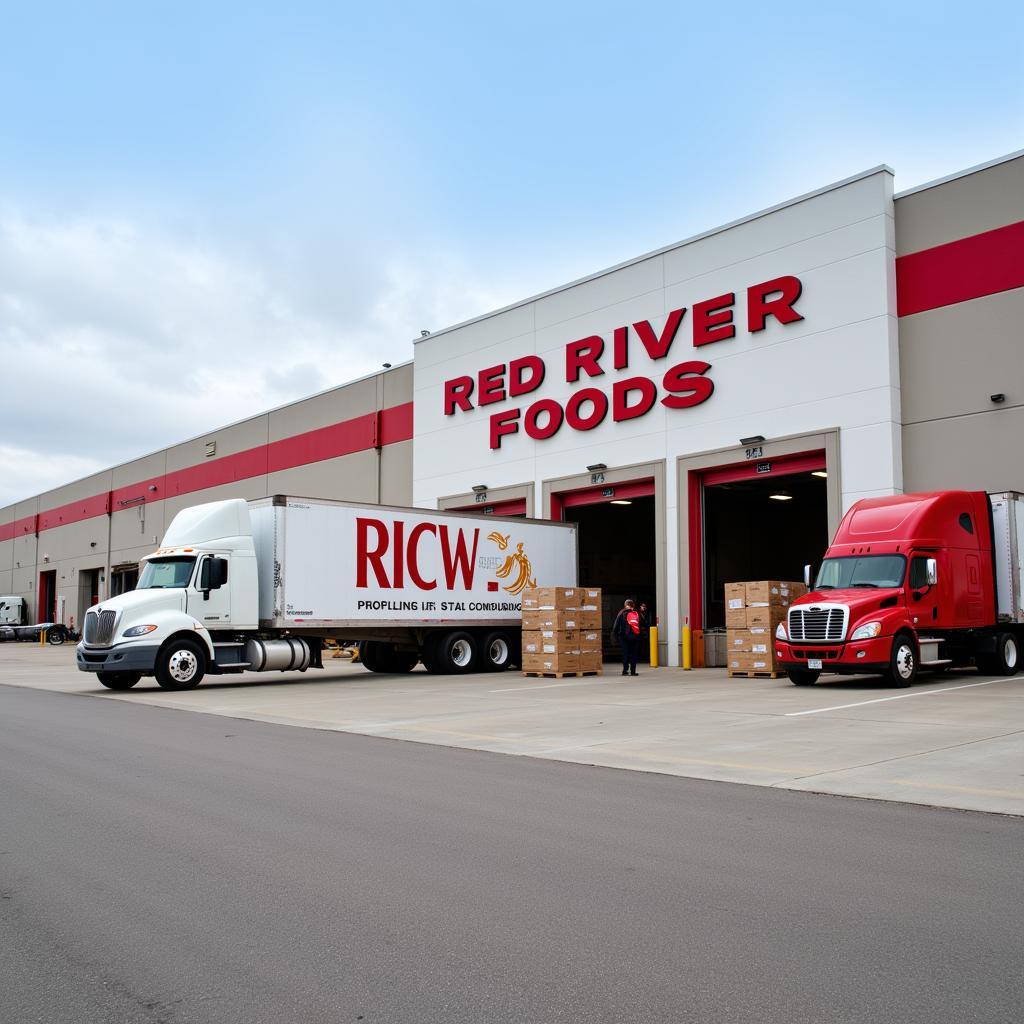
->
xmin=439 ymin=525 xmax=479 ymax=589
xmin=747 ymin=276 xmax=804 ymax=332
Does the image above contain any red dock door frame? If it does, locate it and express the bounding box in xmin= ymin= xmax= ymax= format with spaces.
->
xmin=687 ymin=450 xmax=826 ymax=632
xmin=550 ymin=478 xmax=655 ymax=520
xmin=450 ymin=497 xmax=528 ymax=517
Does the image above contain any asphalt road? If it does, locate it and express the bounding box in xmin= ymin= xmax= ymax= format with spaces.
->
xmin=1 ymin=685 xmax=1021 ymax=1024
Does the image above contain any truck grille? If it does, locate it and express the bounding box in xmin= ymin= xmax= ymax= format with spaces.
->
xmin=788 ymin=606 xmax=847 ymax=643
xmin=84 ymin=609 xmax=117 ymax=646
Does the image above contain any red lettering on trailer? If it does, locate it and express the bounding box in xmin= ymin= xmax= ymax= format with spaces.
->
xmin=393 ymin=519 xmax=405 ymax=588
xmin=565 ymin=336 xmax=605 ymax=382
xmin=407 ymin=522 xmax=438 ymax=590
xmin=356 ymin=518 xmax=390 ymax=588
xmin=633 ymin=308 xmax=685 ymax=360
xmin=747 ymin=276 xmax=804 ymax=332
xmin=439 ymin=526 xmax=479 ymax=589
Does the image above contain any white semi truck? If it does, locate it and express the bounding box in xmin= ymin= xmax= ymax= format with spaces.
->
xmin=76 ymin=496 xmax=578 ymax=690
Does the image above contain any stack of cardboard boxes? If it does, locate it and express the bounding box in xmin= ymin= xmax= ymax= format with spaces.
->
xmin=724 ymin=580 xmax=806 ymax=677
xmin=522 ymin=587 xmax=603 ymax=676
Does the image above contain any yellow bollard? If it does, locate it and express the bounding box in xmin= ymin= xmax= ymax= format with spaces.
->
xmin=681 ymin=624 xmax=692 ymax=670
xmin=649 ymin=625 xmax=659 ymax=668
xmin=40 ymin=628 xmax=47 ymax=647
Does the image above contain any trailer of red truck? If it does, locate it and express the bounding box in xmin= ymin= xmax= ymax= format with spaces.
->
xmin=776 ymin=491 xmax=1023 ymax=687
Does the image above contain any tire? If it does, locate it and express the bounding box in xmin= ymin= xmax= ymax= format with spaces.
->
xmin=788 ymin=669 xmax=819 ymax=686
xmin=983 ymin=632 xmax=1020 ymax=677
xmin=420 ymin=634 xmax=445 ymax=674
xmin=155 ymin=637 xmax=206 ymax=690
xmin=481 ymin=630 xmax=515 ymax=672
xmin=885 ymin=632 xmax=917 ymax=688
xmin=46 ymin=627 xmax=66 ymax=645
xmin=433 ymin=631 xmax=478 ymax=674
xmin=96 ymin=671 xmax=141 ymax=690
xmin=387 ymin=649 xmax=419 ymax=673
xmin=359 ymin=640 xmax=384 ymax=672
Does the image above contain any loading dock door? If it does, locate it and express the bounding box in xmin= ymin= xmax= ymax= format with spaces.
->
xmin=690 ymin=452 xmax=829 ymax=631
xmin=553 ymin=480 xmax=656 ymax=660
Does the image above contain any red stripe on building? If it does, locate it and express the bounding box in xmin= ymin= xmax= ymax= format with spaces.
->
xmin=14 ymin=404 xmax=413 ymax=537
xmin=265 ymin=412 xmax=377 ymax=474
xmin=896 ymin=219 xmax=1024 ymax=317
xmin=38 ymin=493 xmax=111 ymax=532
xmin=378 ymin=401 xmax=414 ymax=446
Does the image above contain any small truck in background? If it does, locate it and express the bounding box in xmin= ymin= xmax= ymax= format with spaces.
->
xmin=776 ymin=491 xmax=1023 ymax=686
xmin=0 ymin=595 xmax=27 ymax=627
xmin=76 ymin=496 xmax=577 ymax=690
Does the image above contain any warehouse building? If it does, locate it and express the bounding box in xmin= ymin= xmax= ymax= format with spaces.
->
xmin=2 ymin=151 xmax=1021 ymax=665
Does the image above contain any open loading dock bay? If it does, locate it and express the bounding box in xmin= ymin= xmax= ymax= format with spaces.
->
xmin=4 ymin=644 xmax=1023 ymax=817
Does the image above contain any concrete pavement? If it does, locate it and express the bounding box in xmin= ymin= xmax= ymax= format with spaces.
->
xmin=3 ymin=643 xmax=1023 ymax=815
xmin=1 ymin=684 xmax=1021 ymax=1024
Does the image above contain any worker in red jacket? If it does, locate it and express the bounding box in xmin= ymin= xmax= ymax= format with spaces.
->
xmin=612 ymin=599 xmax=642 ymax=677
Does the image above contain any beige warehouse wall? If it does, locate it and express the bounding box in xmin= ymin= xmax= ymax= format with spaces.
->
xmin=10 ymin=363 xmax=415 ymax=623
xmin=895 ymin=154 xmax=1024 ymax=494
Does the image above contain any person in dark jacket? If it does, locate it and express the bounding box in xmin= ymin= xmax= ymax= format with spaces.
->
xmin=612 ymin=599 xmax=641 ymax=676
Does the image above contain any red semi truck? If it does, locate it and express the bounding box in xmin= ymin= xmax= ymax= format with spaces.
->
xmin=776 ymin=491 xmax=1023 ymax=687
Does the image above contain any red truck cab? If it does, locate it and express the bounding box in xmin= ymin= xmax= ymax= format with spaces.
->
xmin=776 ymin=491 xmax=1022 ymax=687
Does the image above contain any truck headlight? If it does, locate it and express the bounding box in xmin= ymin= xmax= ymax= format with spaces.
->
xmin=850 ymin=621 xmax=882 ymax=641
xmin=775 ymin=621 xmax=787 ymax=640
xmin=123 ymin=624 xmax=158 ymax=637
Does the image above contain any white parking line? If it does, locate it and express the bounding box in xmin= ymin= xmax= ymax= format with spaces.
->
xmin=785 ymin=677 xmax=1016 ymax=716
xmin=489 ymin=679 xmax=614 ymax=693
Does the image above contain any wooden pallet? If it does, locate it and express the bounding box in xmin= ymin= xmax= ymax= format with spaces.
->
xmin=522 ymin=670 xmax=604 ymax=679
xmin=727 ymin=669 xmax=785 ymax=679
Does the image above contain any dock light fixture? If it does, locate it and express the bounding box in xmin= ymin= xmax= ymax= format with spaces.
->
xmin=811 ymin=470 xmax=828 ymax=479
xmin=471 ymin=484 xmax=488 ymax=493
xmin=586 ymin=463 xmax=607 ymax=472
xmin=769 ymin=492 xmax=793 ymax=501
xmin=740 ymin=435 xmax=765 ymax=446
xmin=610 ymin=499 xmax=633 ymax=506
xmin=991 ymin=393 xmax=1006 ymax=403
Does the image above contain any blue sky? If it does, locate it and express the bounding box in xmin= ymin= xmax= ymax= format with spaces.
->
xmin=1 ymin=1 xmax=1022 ymax=505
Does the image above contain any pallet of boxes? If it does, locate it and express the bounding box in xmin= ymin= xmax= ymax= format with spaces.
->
xmin=521 ymin=587 xmax=603 ymax=678
xmin=724 ymin=580 xmax=807 ymax=678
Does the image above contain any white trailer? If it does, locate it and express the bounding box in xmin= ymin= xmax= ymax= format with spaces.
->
xmin=0 ymin=595 xmax=27 ymax=626
xmin=77 ymin=496 xmax=577 ymax=690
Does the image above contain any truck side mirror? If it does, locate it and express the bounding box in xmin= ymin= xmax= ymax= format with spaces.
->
xmin=199 ymin=557 xmax=228 ymax=597
xmin=803 ymin=564 xmax=812 ymax=587
xmin=926 ymin=558 xmax=938 ymax=586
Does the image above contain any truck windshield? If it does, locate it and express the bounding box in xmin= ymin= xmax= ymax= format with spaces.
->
xmin=138 ymin=557 xmax=196 ymax=589
xmin=815 ymin=555 xmax=906 ymax=590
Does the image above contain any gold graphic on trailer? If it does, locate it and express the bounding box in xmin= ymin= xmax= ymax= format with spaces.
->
xmin=487 ymin=531 xmax=537 ymax=595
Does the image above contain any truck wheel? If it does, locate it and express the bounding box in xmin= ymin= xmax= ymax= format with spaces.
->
xmin=435 ymin=631 xmax=478 ymax=674
xmin=96 ymin=671 xmax=142 ymax=690
xmin=359 ymin=640 xmax=385 ymax=672
xmin=482 ymin=630 xmax=515 ymax=671
xmin=885 ymin=632 xmax=917 ymax=688
xmin=387 ymin=649 xmax=419 ymax=673
xmin=787 ymin=669 xmax=819 ymax=686
xmin=155 ymin=638 xmax=206 ymax=690
xmin=987 ymin=632 xmax=1020 ymax=676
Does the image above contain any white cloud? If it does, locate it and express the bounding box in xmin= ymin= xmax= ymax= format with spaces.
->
xmin=0 ymin=211 xmax=515 ymax=509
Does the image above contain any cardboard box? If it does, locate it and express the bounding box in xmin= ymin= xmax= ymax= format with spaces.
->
xmin=521 ymin=631 xmax=543 ymax=656
xmin=727 ymin=629 xmax=752 ymax=653
xmin=522 ymin=586 xmax=580 ymax=611
xmin=529 ymin=610 xmax=579 ymax=631
xmin=538 ymin=628 xmax=578 ymax=646
xmin=727 ymin=652 xmax=752 ymax=673
xmin=745 ymin=604 xmax=788 ymax=629
xmin=578 ymin=650 xmax=603 ymax=673
xmin=578 ymin=630 xmax=602 ymax=647
xmin=747 ymin=626 xmax=772 ymax=656
xmin=578 ymin=587 xmax=602 ymax=605
xmin=725 ymin=582 xmax=747 ymax=627
xmin=576 ymin=609 xmax=602 ymax=630
xmin=523 ymin=652 xmax=580 ymax=675
xmin=745 ymin=580 xmax=800 ymax=605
